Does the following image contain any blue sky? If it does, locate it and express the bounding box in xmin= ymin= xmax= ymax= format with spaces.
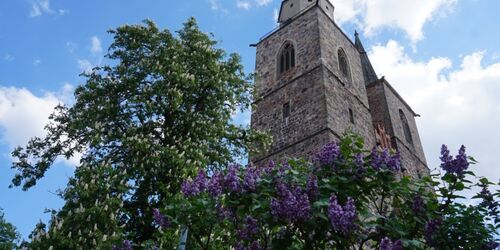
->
xmin=1 ymin=0 xmax=499 ymax=240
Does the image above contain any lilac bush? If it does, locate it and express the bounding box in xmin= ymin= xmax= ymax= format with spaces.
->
xmin=151 ymin=134 xmax=499 ymax=249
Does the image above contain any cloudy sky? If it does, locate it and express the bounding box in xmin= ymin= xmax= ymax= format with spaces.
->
xmin=0 ymin=0 xmax=499 ymax=239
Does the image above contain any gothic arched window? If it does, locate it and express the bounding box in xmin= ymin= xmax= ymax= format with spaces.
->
xmin=279 ymin=42 xmax=295 ymax=75
xmin=399 ymin=109 xmax=413 ymax=146
xmin=338 ymin=48 xmax=351 ymax=80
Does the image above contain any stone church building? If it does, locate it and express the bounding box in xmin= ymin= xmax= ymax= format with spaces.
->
xmin=250 ymin=0 xmax=429 ymax=177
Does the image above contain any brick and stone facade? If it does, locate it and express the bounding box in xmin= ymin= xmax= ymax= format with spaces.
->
xmin=250 ymin=0 xmax=428 ymax=177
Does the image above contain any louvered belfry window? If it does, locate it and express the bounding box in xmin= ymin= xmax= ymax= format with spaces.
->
xmin=279 ymin=42 xmax=295 ymax=74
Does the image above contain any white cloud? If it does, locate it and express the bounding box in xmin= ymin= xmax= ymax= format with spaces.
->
xmin=209 ymin=0 xmax=271 ymax=12
xmin=3 ymin=54 xmax=14 ymax=62
xmin=90 ymin=36 xmax=102 ymax=56
xmin=29 ymin=0 xmax=52 ymax=17
xmin=273 ymin=8 xmax=279 ymax=23
xmin=0 ymin=85 xmax=80 ymax=166
xmin=237 ymin=1 xmax=252 ymax=10
xmin=77 ymin=59 xmax=93 ymax=74
xmin=256 ymin=0 xmax=272 ymax=7
xmin=330 ymin=0 xmax=456 ymax=43
xmin=58 ymin=9 xmax=69 ymax=15
xmin=369 ymin=40 xmax=500 ymax=183
xmin=208 ymin=0 xmax=221 ymax=10
xmin=33 ymin=59 xmax=41 ymax=66
xmin=29 ymin=0 xmax=68 ymax=18
xmin=66 ymin=41 xmax=77 ymax=53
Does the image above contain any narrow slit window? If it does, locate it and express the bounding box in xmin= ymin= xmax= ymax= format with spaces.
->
xmin=283 ymin=102 xmax=291 ymax=126
xmin=283 ymin=102 xmax=290 ymax=119
xmin=349 ymin=109 xmax=354 ymax=124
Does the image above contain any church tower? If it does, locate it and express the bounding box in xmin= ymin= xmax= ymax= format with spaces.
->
xmin=250 ymin=0 xmax=429 ymax=177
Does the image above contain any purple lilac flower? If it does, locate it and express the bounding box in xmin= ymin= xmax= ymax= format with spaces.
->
xmin=194 ymin=170 xmax=207 ymax=190
xmin=387 ymin=152 xmax=401 ymax=171
xmin=250 ymin=241 xmax=262 ymax=250
xmin=370 ymin=148 xmax=401 ymax=172
xmin=224 ymin=165 xmax=241 ymax=193
xmin=235 ymin=243 xmax=246 ymax=250
xmin=314 ymin=142 xmax=341 ymax=167
xmin=306 ymin=174 xmax=319 ymax=199
xmin=271 ymin=183 xmax=310 ymax=221
xmin=425 ymin=218 xmax=442 ymax=244
xmin=328 ymin=196 xmax=357 ymax=235
xmin=454 ymin=145 xmax=469 ymax=174
xmin=440 ymin=145 xmax=470 ymax=175
xmin=181 ymin=170 xmax=208 ymax=197
xmin=181 ymin=180 xmax=197 ymax=197
xmin=411 ymin=195 xmax=425 ymax=215
xmin=479 ymin=185 xmax=499 ymax=211
xmin=379 ymin=237 xmax=402 ymax=250
xmin=152 ymin=208 xmax=170 ymax=229
xmin=263 ymin=160 xmax=276 ymax=173
xmin=215 ymin=202 xmax=234 ymax=221
xmin=243 ymin=168 xmax=260 ymax=192
xmin=485 ymin=241 xmax=500 ymax=250
xmin=238 ymin=216 xmax=260 ymax=240
xmin=123 ymin=240 xmax=132 ymax=250
xmin=329 ymin=196 xmax=357 ymax=234
xmin=208 ymin=171 xmax=223 ymax=197
xmin=354 ymin=153 xmax=366 ymax=177
xmin=294 ymin=187 xmax=311 ymax=219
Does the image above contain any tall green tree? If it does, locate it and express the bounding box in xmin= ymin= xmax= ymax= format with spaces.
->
xmin=10 ymin=18 xmax=267 ymax=247
xmin=0 ymin=208 xmax=19 ymax=250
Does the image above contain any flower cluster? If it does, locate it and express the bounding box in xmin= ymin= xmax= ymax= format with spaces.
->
xmin=440 ymin=145 xmax=470 ymax=175
xmin=181 ymin=164 xmax=259 ymax=198
xmin=181 ymin=170 xmax=207 ymax=197
xmin=224 ymin=165 xmax=241 ymax=193
xmin=271 ymin=183 xmax=310 ymax=222
xmin=207 ymin=171 xmax=224 ymax=197
xmin=425 ymin=218 xmax=442 ymax=244
xmin=306 ymin=174 xmax=319 ymax=199
xmin=370 ymin=148 xmax=401 ymax=172
xmin=235 ymin=241 xmax=261 ymax=250
xmin=243 ymin=167 xmax=261 ymax=192
xmin=328 ymin=196 xmax=357 ymax=235
xmin=112 ymin=240 xmax=132 ymax=250
xmin=379 ymin=237 xmax=403 ymax=250
xmin=314 ymin=142 xmax=341 ymax=167
xmin=152 ymin=208 xmax=170 ymax=229
xmin=411 ymin=195 xmax=425 ymax=215
xmin=238 ymin=216 xmax=260 ymax=240
xmin=353 ymin=153 xmax=366 ymax=178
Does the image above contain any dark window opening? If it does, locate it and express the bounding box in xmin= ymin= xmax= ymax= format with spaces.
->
xmin=283 ymin=102 xmax=290 ymax=126
xmin=338 ymin=49 xmax=351 ymax=80
xmin=349 ymin=109 xmax=354 ymax=124
xmin=283 ymin=102 xmax=290 ymax=119
xmin=399 ymin=109 xmax=414 ymax=146
xmin=279 ymin=42 xmax=296 ymax=75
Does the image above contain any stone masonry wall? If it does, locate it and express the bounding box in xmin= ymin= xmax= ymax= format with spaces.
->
xmin=251 ymin=66 xmax=328 ymax=162
xmin=367 ymin=80 xmax=429 ymax=177
xmin=323 ymin=68 xmax=376 ymax=148
xmin=382 ymin=81 xmax=427 ymax=163
xmin=254 ymin=8 xmax=322 ymax=98
xmin=317 ymin=9 xmax=376 ymax=148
